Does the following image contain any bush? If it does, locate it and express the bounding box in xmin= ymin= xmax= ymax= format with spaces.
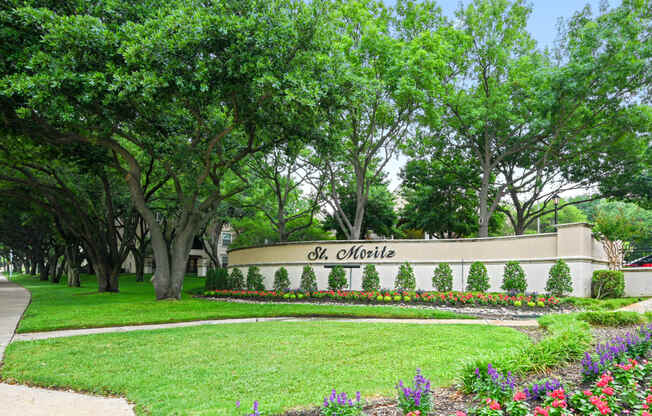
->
xmin=229 ymin=268 xmax=245 ymax=290
xmin=361 ymin=264 xmax=380 ymax=292
xmin=576 ymin=311 xmax=644 ymax=327
xmin=328 ymin=266 xmax=347 ymax=290
xmin=246 ymin=266 xmax=265 ymax=291
xmin=273 ymin=267 xmax=291 ymax=292
xmin=501 ymin=261 xmax=527 ymax=293
xmin=591 ymin=270 xmax=625 ymax=299
xmin=432 ymin=263 xmax=453 ymax=292
xmin=466 ymin=262 xmax=489 ymax=292
xmin=299 ymin=265 xmax=318 ymax=293
xmin=205 ymin=268 xmax=229 ymax=291
xmin=545 ymin=259 xmax=572 ymax=296
xmin=394 ymin=262 xmax=416 ymax=291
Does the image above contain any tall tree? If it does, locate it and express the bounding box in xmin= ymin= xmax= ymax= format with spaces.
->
xmin=318 ymin=0 xmax=451 ymax=240
xmin=417 ymin=0 xmax=651 ymax=237
xmin=1 ymin=0 xmax=329 ymax=299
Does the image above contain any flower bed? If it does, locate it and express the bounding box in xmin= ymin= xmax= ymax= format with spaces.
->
xmin=202 ymin=289 xmax=561 ymax=309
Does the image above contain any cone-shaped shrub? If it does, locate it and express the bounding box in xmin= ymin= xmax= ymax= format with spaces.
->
xmin=328 ymin=266 xmax=347 ymax=290
xmin=432 ymin=263 xmax=453 ymax=291
xmin=395 ymin=262 xmax=416 ymax=291
xmin=501 ymin=261 xmax=527 ymax=293
xmin=205 ymin=267 xmax=229 ymax=290
xmin=246 ymin=265 xmax=265 ymax=290
xmin=273 ymin=267 xmax=291 ymax=292
xmin=229 ymin=268 xmax=245 ymax=290
xmin=362 ymin=264 xmax=380 ymax=291
xmin=300 ymin=265 xmax=318 ymax=292
xmin=466 ymin=261 xmax=490 ymax=292
xmin=545 ymin=259 xmax=572 ymax=296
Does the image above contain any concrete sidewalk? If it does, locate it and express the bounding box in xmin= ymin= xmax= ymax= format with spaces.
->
xmin=0 ymin=272 xmax=30 ymax=363
xmin=13 ymin=316 xmax=539 ymax=342
xmin=0 ymin=273 xmax=135 ymax=416
xmin=619 ymin=298 xmax=652 ymax=314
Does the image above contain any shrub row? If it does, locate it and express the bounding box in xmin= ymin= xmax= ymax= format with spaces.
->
xmin=209 ymin=259 xmax=577 ymax=296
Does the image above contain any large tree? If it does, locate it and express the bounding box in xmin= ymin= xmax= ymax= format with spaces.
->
xmin=1 ymin=0 xmax=329 ymax=299
xmin=416 ymin=0 xmax=651 ymax=237
xmin=318 ymin=0 xmax=452 ymax=240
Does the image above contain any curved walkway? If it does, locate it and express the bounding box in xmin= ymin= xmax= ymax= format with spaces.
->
xmin=0 ymin=273 xmax=134 ymax=416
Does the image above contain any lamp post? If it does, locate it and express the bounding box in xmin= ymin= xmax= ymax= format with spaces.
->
xmin=553 ymin=194 xmax=560 ymax=226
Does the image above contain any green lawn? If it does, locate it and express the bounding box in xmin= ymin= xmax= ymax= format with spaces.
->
xmin=1 ymin=322 xmax=530 ymax=415
xmin=559 ymin=296 xmax=649 ymax=311
xmin=10 ymin=274 xmax=473 ymax=333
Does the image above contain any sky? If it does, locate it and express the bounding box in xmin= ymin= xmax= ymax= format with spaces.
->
xmin=384 ymin=0 xmax=620 ymax=190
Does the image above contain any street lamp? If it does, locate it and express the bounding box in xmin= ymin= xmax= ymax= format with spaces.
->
xmin=553 ymin=194 xmax=560 ymax=226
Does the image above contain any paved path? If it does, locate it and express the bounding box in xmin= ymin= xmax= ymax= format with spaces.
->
xmin=0 ymin=273 xmax=135 ymax=416
xmin=618 ymin=298 xmax=652 ymax=314
xmin=13 ymin=316 xmax=539 ymax=342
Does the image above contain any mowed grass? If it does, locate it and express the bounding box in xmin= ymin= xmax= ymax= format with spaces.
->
xmin=10 ymin=274 xmax=473 ymax=333
xmin=1 ymin=322 xmax=530 ymax=415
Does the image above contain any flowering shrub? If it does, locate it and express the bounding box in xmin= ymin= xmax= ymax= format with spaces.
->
xmin=523 ymin=379 xmax=564 ymax=402
xmin=396 ymin=369 xmax=432 ymax=414
xmin=320 ymin=389 xmax=362 ymax=416
xmin=202 ymin=289 xmax=561 ymax=309
xmin=465 ymin=363 xmax=516 ymax=402
xmin=581 ymin=323 xmax=652 ymax=381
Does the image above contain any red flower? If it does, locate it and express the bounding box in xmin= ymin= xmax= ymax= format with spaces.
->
xmin=513 ymin=391 xmax=527 ymax=401
xmin=583 ymin=390 xmax=593 ymax=396
xmin=534 ymin=406 xmax=549 ymax=416
xmin=550 ymin=389 xmax=565 ymax=400
xmin=602 ymin=387 xmax=614 ymax=396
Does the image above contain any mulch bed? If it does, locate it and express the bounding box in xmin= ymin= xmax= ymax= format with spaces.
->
xmin=279 ymin=325 xmax=645 ymax=416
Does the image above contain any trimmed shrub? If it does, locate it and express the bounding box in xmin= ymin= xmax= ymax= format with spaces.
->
xmin=432 ymin=263 xmax=453 ymax=292
xmin=591 ymin=270 xmax=625 ymax=299
xmin=328 ymin=266 xmax=347 ymax=290
xmin=246 ymin=266 xmax=265 ymax=291
xmin=501 ymin=261 xmax=527 ymax=293
xmin=273 ymin=267 xmax=291 ymax=292
xmin=576 ymin=311 xmax=644 ymax=327
xmin=229 ymin=268 xmax=245 ymax=290
xmin=394 ymin=262 xmax=416 ymax=291
xmin=545 ymin=259 xmax=572 ymax=297
xmin=299 ymin=265 xmax=318 ymax=293
xmin=205 ymin=267 xmax=229 ymax=291
xmin=466 ymin=261 xmax=489 ymax=292
xmin=361 ymin=264 xmax=380 ymax=292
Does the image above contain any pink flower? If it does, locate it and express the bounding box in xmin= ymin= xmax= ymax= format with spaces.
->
xmin=513 ymin=391 xmax=527 ymax=401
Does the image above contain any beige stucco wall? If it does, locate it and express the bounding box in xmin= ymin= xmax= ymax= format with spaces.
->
xmin=227 ymin=223 xmax=609 ymax=297
xmin=624 ymin=268 xmax=652 ymax=297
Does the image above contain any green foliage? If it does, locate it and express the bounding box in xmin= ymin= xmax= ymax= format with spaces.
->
xmin=501 ymin=261 xmax=527 ymax=293
xmin=559 ymin=296 xmax=646 ymax=311
xmin=361 ymin=264 xmax=380 ymax=292
xmin=229 ymin=268 xmax=245 ymax=290
xmin=575 ymin=311 xmax=644 ymax=327
xmin=545 ymin=260 xmax=572 ymax=296
xmin=246 ymin=266 xmax=265 ymax=291
xmin=299 ymin=265 xmax=318 ymax=293
xmin=273 ymin=267 xmax=290 ymax=292
xmin=592 ymin=270 xmax=625 ymax=299
xmin=394 ymin=262 xmax=416 ymax=291
xmin=466 ymin=262 xmax=489 ymax=292
xmin=205 ymin=268 xmax=229 ymax=291
xmin=462 ymin=314 xmax=592 ymax=391
xmin=327 ymin=266 xmax=347 ymax=291
xmin=432 ymin=263 xmax=453 ymax=292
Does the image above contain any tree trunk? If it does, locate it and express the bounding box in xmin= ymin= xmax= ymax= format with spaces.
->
xmin=96 ymin=261 xmax=120 ymax=292
xmin=133 ymin=250 xmax=145 ymax=282
xmin=67 ymin=263 xmax=80 ymax=287
xmin=28 ymin=259 xmax=36 ymax=275
xmin=39 ymin=261 xmax=49 ymax=281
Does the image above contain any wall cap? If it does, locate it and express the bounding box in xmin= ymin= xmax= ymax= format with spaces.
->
xmin=553 ymin=222 xmax=594 ymax=230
